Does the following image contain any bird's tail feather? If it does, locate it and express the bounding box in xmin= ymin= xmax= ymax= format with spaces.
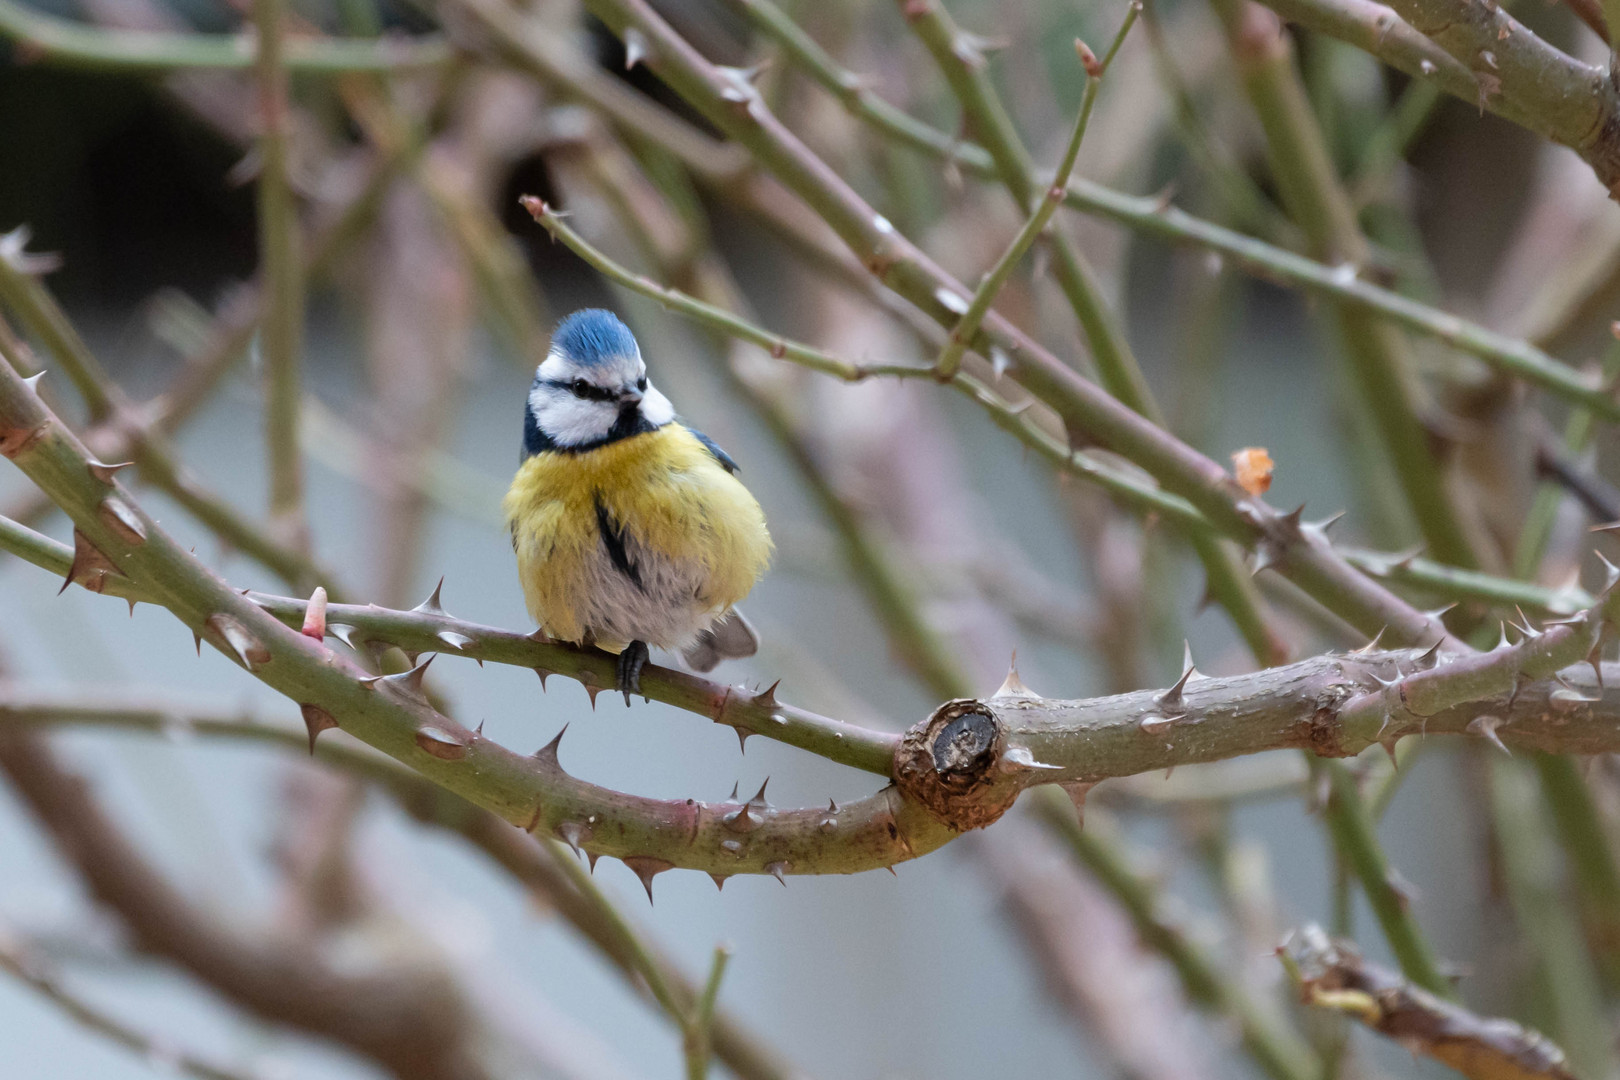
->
xmin=681 ymin=608 xmax=759 ymax=672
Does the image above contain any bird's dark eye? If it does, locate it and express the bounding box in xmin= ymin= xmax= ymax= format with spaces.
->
xmin=571 ymin=379 xmax=592 ymax=398
xmin=637 ymin=376 xmax=648 ymax=391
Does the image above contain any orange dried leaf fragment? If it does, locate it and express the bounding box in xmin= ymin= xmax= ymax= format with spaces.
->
xmin=1232 ymin=447 xmax=1274 ymax=496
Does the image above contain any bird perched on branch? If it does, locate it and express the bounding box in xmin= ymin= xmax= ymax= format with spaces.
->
xmin=504 ymin=309 xmax=772 ymax=701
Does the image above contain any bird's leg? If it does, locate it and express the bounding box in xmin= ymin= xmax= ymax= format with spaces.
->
xmin=616 ymin=640 xmax=649 ymax=705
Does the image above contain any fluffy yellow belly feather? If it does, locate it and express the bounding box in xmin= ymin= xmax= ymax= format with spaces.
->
xmin=503 ymin=424 xmax=771 ymax=649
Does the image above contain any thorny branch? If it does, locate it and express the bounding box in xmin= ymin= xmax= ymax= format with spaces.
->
xmin=9 ymin=345 xmax=1620 ymax=865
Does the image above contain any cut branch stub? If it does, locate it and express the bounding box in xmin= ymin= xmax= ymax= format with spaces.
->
xmin=894 ymin=699 xmax=1023 ymax=830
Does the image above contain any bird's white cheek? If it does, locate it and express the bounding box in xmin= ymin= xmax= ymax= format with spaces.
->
xmin=641 ymin=386 xmax=674 ymax=427
xmin=535 ymin=394 xmax=617 ymax=446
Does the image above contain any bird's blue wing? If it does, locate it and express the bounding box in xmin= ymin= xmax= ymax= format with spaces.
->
xmin=684 ymin=424 xmax=740 ymax=474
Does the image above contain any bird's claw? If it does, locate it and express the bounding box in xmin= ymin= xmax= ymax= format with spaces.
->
xmin=616 ymin=641 xmax=649 ymax=706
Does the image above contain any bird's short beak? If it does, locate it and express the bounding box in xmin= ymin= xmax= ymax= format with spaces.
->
xmin=619 ymin=389 xmax=644 ymax=406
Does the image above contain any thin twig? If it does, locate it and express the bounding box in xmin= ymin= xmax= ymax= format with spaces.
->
xmin=252 ymin=0 xmax=308 ymax=547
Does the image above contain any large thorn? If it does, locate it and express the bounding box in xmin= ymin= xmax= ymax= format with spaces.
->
xmin=411 ymin=577 xmax=448 ymax=617
xmin=58 ymin=529 xmax=124 ymax=595
xmin=382 ymin=655 xmax=435 ymax=699
xmin=623 ymin=26 xmax=650 ymax=68
xmin=993 ymin=652 xmax=1040 ymax=698
xmin=622 ymin=856 xmax=674 ymax=905
xmin=535 ymin=667 xmax=551 ymax=691
xmin=414 ymin=725 xmax=468 ymax=760
xmin=300 ymin=704 xmax=338 ymax=755
xmin=206 ymin=614 xmax=270 ymax=670
xmin=765 ymin=861 xmax=789 ymax=886
xmin=1594 ymin=550 xmax=1620 ymax=597
xmin=1302 ymin=510 xmax=1346 ymax=539
xmin=1156 ymin=658 xmax=1199 ymax=711
xmin=97 ymin=496 xmax=145 ymax=544
xmin=1061 ymin=781 xmax=1097 ymax=827
xmin=709 ymin=873 xmax=727 ymax=891
xmin=535 ymin=724 xmax=568 ymax=767
xmin=1351 ymin=626 xmax=1387 ymax=655
xmin=86 ymin=458 xmax=134 ymax=485
xmin=752 ymin=680 xmax=781 ymax=710
xmin=999 ymin=746 xmax=1063 ymax=772
xmin=1467 ymin=716 xmax=1511 ymax=756
xmin=556 ymin=821 xmax=590 ymax=857
xmin=437 ymin=630 xmax=475 ymax=652
xmin=328 ymin=623 xmax=362 ymax=651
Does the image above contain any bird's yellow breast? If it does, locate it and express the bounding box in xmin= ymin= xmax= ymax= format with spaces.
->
xmin=503 ymin=424 xmax=772 ymax=646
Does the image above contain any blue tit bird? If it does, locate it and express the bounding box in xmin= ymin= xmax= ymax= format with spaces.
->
xmin=504 ymin=309 xmax=773 ymax=701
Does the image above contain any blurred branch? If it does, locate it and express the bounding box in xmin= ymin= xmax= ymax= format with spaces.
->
xmin=1489 ymin=757 xmax=1617 ymax=1080
xmin=683 ymin=944 xmax=731 ymax=1080
xmin=0 ymin=920 xmax=257 ymax=1080
xmin=1535 ymin=440 xmax=1620 ymax=524
xmin=0 ymin=732 xmax=495 ymax=1080
xmin=252 ymin=0 xmax=308 ymax=547
xmin=1139 ymin=0 xmax=1289 ymax=236
xmin=723 ymin=0 xmax=1614 ymax=419
xmin=1311 ymin=757 xmax=1452 ymax=996
xmin=1034 ymin=791 xmax=1320 ymax=1080
xmin=1213 ymin=0 xmax=1481 ymax=570
xmin=1281 ymin=925 xmax=1577 ymax=1080
xmin=1515 ymin=344 xmax=1620 ymax=575
xmin=975 ymin=824 xmax=1229 ymax=1080
xmin=0 ymin=692 xmax=804 ymax=1080
xmin=0 ymin=0 xmax=450 ymax=72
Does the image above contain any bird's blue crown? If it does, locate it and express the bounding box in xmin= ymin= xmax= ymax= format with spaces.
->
xmin=552 ymin=309 xmax=638 ymax=367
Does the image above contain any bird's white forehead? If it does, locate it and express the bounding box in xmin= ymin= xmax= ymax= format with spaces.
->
xmin=537 ymin=344 xmax=645 ymax=385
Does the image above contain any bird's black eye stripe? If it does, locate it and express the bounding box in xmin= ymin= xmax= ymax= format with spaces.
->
xmin=545 ymin=378 xmax=617 ymax=403
xmin=637 ymin=376 xmax=648 ymax=391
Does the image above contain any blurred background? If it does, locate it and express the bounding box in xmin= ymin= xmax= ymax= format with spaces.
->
xmin=2 ymin=0 xmax=1619 ymax=1076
